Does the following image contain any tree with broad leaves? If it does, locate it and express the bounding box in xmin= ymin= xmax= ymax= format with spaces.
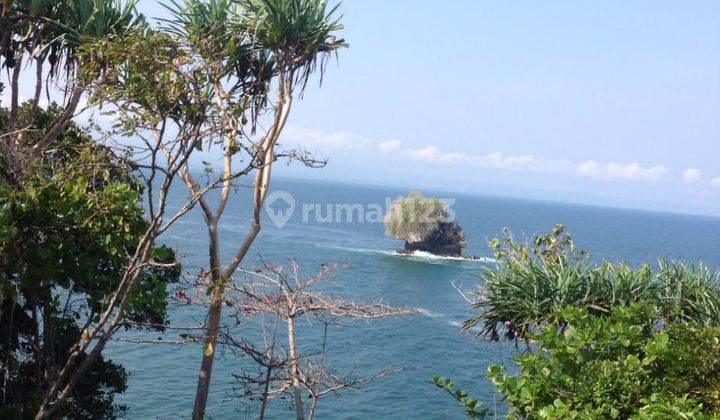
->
xmin=0 ymin=104 xmax=180 ymax=419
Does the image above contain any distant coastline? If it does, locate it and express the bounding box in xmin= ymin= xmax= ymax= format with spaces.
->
xmin=264 ymin=174 xmax=720 ymax=221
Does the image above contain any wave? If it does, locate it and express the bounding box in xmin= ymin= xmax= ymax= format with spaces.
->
xmin=416 ymin=307 xmax=444 ymax=318
xmin=314 ymin=243 xmax=389 ymax=255
xmin=391 ymin=250 xmax=497 ymax=263
xmin=416 ymin=309 xmax=483 ymax=334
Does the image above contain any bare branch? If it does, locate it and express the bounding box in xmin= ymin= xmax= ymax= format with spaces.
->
xmin=221 ymin=262 xmax=413 ymax=418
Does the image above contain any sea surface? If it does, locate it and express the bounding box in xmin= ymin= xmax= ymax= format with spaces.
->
xmin=108 ymin=177 xmax=720 ymax=419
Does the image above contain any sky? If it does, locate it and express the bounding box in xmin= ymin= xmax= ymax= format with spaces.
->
xmin=5 ymin=1 xmax=720 ymax=216
xmin=256 ymin=0 xmax=720 ymax=217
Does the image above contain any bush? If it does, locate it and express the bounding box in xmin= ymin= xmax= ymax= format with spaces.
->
xmin=383 ymin=191 xmax=448 ymax=243
xmin=435 ymin=226 xmax=720 ymax=418
xmin=465 ymin=225 xmax=720 ymax=342
xmin=488 ymin=303 xmax=720 ymax=418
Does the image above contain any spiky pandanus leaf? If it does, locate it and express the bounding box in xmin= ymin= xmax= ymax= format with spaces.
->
xmin=466 ymin=227 xmax=720 ymax=341
xmin=239 ymin=0 xmax=347 ymax=89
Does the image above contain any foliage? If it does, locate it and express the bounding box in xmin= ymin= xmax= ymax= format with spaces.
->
xmin=82 ymin=28 xmax=206 ymax=126
xmin=466 ymin=225 xmax=720 ymax=342
xmin=1 ymin=0 xmax=143 ymax=90
xmin=436 ymin=226 xmax=720 ymax=418
xmin=3 ymin=1 xmax=347 ymax=417
xmin=488 ymin=303 xmax=720 ymax=418
xmin=0 ymin=105 xmax=180 ymax=418
xmin=239 ymin=0 xmax=347 ymax=86
xmin=160 ymin=0 xmax=346 ymax=110
xmin=384 ymin=191 xmax=449 ymax=243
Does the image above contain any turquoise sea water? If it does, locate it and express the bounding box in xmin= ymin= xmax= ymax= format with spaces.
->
xmin=108 ymin=177 xmax=720 ymax=419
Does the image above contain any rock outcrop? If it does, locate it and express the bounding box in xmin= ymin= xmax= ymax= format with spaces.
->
xmin=396 ymin=221 xmax=469 ymax=257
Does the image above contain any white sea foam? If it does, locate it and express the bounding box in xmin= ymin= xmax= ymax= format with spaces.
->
xmin=314 ymin=243 xmax=386 ymax=255
xmin=391 ymin=250 xmax=497 ymax=263
xmin=416 ymin=307 xmax=444 ymax=318
xmin=313 ymin=243 xmax=497 ymax=264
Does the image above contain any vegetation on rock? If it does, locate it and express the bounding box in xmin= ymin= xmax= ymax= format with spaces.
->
xmin=384 ymin=191 xmax=449 ymax=243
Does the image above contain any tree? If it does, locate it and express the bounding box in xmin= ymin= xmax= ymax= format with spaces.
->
xmin=2 ymin=1 xmax=348 ymax=417
xmin=434 ymin=304 xmax=720 ymax=419
xmin=1 ymin=0 xmax=142 ymax=165
xmin=384 ymin=191 xmax=449 ymax=243
xmin=215 ymin=262 xmax=412 ymax=420
xmin=2 ymin=3 xmax=216 ymax=417
xmin=0 ymin=104 xmax=180 ymax=418
xmin=158 ymin=1 xmax=346 ymax=417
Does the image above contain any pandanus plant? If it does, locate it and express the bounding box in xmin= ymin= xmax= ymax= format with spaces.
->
xmin=0 ymin=0 xmax=141 ymax=165
xmin=159 ymin=1 xmax=345 ymax=419
xmin=34 ymin=0 xmax=142 ymax=151
xmin=464 ymin=226 xmax=720 ymax=344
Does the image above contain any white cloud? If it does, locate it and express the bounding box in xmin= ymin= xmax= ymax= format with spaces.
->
xmin=480 ymin=152 xmax=570 ymax=172
xmin=576 ymin=160 xmax=669 ymax=182
xmin=281 ymin=126 xmax=689 ymax=186
xmin=711 ymin=177 xmax=720 ymax=188
xmin=282 ymin=126 xmax=368 ymax=152
xmin=404 ymin=145 xmax=671 ymax=183
xmin=377 ymin=139 xmax=402 ymax=153
xmin=405 ymin=147 xmax=569 ymax=171
xmin=682 ymin=168 xmax=701 ymax=184
xmin=407 ymin=146 xmax=462 ymax=163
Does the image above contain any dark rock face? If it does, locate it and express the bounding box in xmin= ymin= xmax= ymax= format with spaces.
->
xmin=397 ymin=221 xmax=469 ymax=257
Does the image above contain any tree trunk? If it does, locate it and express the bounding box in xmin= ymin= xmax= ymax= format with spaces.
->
xmin=287 ymin=316 xmax=305 ymax=420
xmin=192 ymin=216 xmax=262 ymax=419
xmin=35 ymin=239 xmax=157 ymax=419
xmin=192 ymin=221 xmax=223 ymax=420
xmin=9 ymin=55 xmax=22 ymax=128
xmin=30 ymin=56 xmax=44 ymax=116
xmin=34 ymin=88 xmax=83 ymax=153
xmin=191 ymin=283 xmax=224 ymax=420
xmin=308 ymin=396 xmax=318 ymax=420
xmin=258 ymin=315 xmax=279 ymax=420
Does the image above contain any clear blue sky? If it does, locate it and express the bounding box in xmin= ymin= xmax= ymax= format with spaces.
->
xmin=119 ymin=1 xmax=720 ymax=216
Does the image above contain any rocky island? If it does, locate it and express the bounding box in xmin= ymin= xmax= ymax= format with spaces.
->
xmin=384 ymin=192 xmax=474 ymax=258
xmin=395 ymin=221 xmax=469 ymax=257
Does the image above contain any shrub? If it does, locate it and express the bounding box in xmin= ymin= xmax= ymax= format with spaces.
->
xmin=488 ymin=303 xmax=720 ymax=418
xmin=435 ymin=226 xmax=720 ymax=418
xmin=383 ymin=191 xmax=448 ymax=243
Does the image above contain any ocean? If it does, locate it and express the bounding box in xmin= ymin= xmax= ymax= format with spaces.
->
xmin=108 ymin=177 xmax=720 ymax=419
